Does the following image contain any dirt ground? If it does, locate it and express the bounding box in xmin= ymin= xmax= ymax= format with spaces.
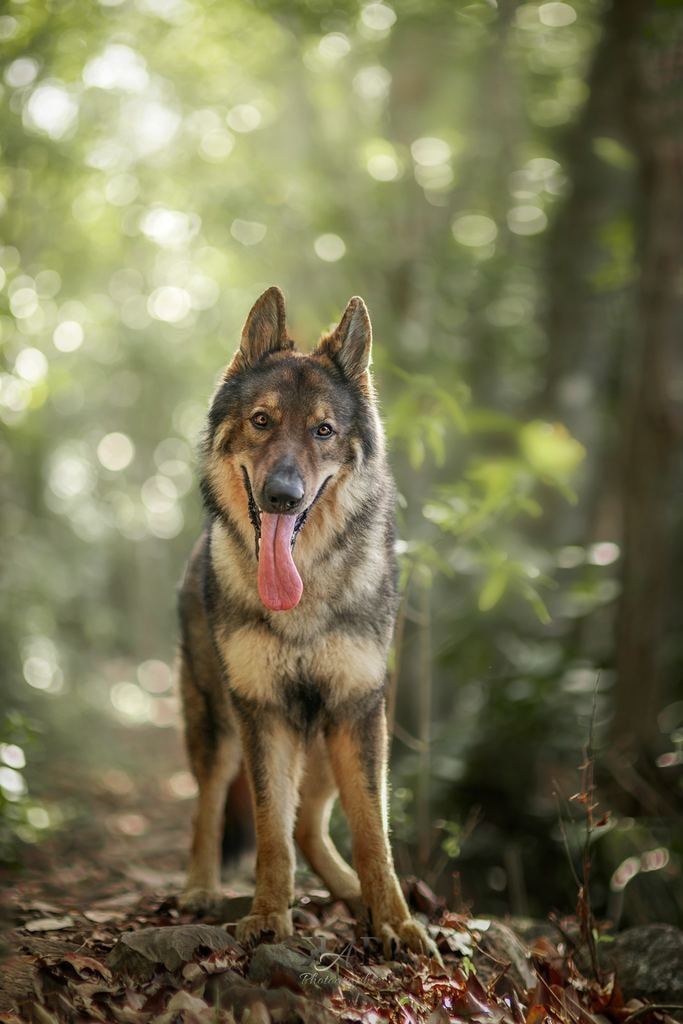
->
xmin=1 ymin=723 xmax=680 ymax=1023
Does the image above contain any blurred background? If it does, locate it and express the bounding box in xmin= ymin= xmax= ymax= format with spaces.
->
xmin=1 ymin=0 xmax=681 ymax=926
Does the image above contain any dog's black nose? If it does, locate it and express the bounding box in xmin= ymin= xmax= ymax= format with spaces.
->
xmin=262 ymin=467 xmax=304 ymax=513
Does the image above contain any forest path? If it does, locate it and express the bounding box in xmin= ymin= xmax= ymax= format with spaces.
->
xmin=1 ymin=740 xmax=680 ymax=1022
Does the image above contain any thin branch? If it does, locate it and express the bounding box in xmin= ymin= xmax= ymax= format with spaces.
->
xmin=392 ymin=721 xmax=426 ymax=753
xmin=553 ymin=787 xmax=583 ymax=890
xmin=623 ymin=1006 xmax=683 ymax=1023
xmin=576 ymin=676 xmax=602 ymax=984
xmin=417 ymin=582 xmax=432 ymax=867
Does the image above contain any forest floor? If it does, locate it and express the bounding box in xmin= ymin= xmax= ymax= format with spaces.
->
xmin=0 ymin=728 xmax=681 ymax=1023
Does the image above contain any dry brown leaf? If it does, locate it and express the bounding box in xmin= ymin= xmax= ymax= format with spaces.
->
xmin=24 ymin=916 xmax=75 ymax=934
xmin=84 ymin=909 xmax=128 ymax=924
xmin=60 ymin=953 xmax=113 ymax=981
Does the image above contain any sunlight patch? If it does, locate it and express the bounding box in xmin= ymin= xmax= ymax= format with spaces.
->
xmin=361 ymin=2 xmax=397 ymax=33
xmin=97 ymin=432 xmax=135 ymax=472
xmin=15 ymin=348 xmax=48 ymax=384
xmin=452 ymin=213 xmax=497 ymax=248
xmin=314 ymin=234 xmax=346 ymax=262
xmin=147 ymin=285 xmax=192 ymax=323
xmin=538 ymin=2 xmax=577 ymax=27
xmin=353 ymin=65 xmax=391 ymax=101
xmin=226 ymin=104 xmax=261 ymax=133
xmin=83 ymin=45 xmax=149 ymax=92
xmin=24 ymin=82 xmax=78 ymax=139
xmin=53 ymin=320 xmax=84 ymax=352
xmin=230 ymin=220 xmax=267 ymax=246
xmin=411 ymin=136 xmax=451 ymax=168
xmin=5 ymin=57 xmax=39 ymax=88
xmin=140 ymin=207 xmax=201 ymax=249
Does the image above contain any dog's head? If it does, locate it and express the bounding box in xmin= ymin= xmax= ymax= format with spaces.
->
xmin=202 ymin=286 xmax=381 ymax=612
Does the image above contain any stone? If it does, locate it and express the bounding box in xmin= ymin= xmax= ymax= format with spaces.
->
xmin=248 ymin=943 xmax=339 ymax=994
xmin=600 ymin=924 xmax=683 ymax=1003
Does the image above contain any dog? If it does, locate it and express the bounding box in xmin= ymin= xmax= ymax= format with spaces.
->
xmin=176 ymin=286 xmax=434 ymax=958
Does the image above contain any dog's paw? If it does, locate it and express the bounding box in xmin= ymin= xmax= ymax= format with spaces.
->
xmin=178 ymin=887 xmax=223 ymax=914
xmin=379 ymin=919 xmax=442 ymax=964
xmin=236 ymin=910 xmax=293 ymax=945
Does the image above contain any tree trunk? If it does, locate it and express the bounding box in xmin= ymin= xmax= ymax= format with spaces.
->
xmin=539 ymin=2 xmax=637 ymax=547
xmin=612 ymin=4 xmax=683 ymax=779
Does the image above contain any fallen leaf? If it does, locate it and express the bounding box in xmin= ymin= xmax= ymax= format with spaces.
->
xmin=198 ymin=948 xmax=243 ymax=974
xmin=125 ymin=865 xmax=178 ymax=887
xmin=181 ymin=961 xmax=205 ymax=983
xmin=84 ymin=909 xmax=127 ymax=924
xmin=439 ymin=928 xmax=474 ymax=957
xmin=20 ymin=901 xmax=62 ymax=915
xmin=527 ymin=1005 xmax=553 ymax=1024
xmin=167 ymin=991 xmax=209 ymax=1012
xmin=60 ymin=953 xmax=113 ymax=981
xmin=24 ymin=916 xmax=74 ymax=933
xmin=427 ymin=1011 xmax=451 ymax=1024
xmin=467 ymin=919 xmax=492 ymax=933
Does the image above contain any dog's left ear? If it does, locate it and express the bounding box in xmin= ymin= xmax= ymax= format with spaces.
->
xmin=316 ymin=296 xmax=372 ymax=384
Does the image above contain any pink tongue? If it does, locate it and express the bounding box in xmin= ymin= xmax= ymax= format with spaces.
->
xmin=257 ymin=513 xmax=303 ymax=611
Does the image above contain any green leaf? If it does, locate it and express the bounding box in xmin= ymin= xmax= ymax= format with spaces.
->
xmin=408 ymin=436 xmax=425 ymax=469
xmin=519 ymin=421 xmax=586 ymax=481
xmin=478 ymin=568 xmax=508 ymax=611
xmin=435 ymin=387 xmax=469 ymax=432
xmin=592 ymin=136 xmax=636 ymax=170
xmin=519 ymin=582 xmax=552 ymax=624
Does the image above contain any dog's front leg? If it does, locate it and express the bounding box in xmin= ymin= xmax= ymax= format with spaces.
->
xmin=232 ymin=702 xmax=304 ymax=944
xmin=327 ymin=697 xmax=437 ymax=960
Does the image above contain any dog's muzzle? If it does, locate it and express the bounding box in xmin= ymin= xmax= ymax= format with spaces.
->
xmin=240 ymin=466 xmax=331 ymax=560
xmin=239 ymin=466 xmax=332 ymax=612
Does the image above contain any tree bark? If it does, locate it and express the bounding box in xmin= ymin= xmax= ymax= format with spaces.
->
xmin=539 ymin=2 xmax=637 ymax=548
xmin=612 ymin=3 xmax=683 ymax=775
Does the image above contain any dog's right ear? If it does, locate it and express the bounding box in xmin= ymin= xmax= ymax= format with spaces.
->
xmin=226 ymin=286 xmax=294 ymax=376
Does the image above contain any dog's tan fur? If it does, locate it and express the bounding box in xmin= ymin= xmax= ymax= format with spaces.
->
xmin=177 ymin=287 xmax=434 ymax=958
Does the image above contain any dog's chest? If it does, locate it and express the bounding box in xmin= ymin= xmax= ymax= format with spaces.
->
xmin=218 ymin=622 xmax=387 ymax=715
xmin=279 ymin=677 xmax=326 ymax=737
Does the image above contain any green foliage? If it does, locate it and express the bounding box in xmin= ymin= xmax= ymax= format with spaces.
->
xmin=0 ymin=711 xmax=53 ymax=862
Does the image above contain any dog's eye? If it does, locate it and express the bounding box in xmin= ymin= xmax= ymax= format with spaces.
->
xmin=314 ymin=423 xmax=334 ymax=439
xmin=251 ymin=412 xmax=270 ymax=430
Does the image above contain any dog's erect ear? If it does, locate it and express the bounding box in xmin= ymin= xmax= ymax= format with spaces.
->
xmin=316 ymin=296 xmax=372 ymax=383
xmin=226 ymin=286 xmax=293 ymax=375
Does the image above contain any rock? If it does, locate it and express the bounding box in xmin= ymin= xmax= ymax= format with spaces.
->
xmin=203 ymin=977 xmax=321 ymax=1022
xmin=215 ymin=894 xmax=255 ymax=922
xmin=600 ymin=924 xmax=683 ymax=1003
xmin=107 ymin=924 xmax=239 ymax=981
xmin=242 ymin=1000 xmax=271 ymax=1024
xmin=248 ymin=943 xmax=339 ymax=994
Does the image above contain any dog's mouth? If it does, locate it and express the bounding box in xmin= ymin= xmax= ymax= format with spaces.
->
xmin=240 ymin=466 xmax=331 ymax=613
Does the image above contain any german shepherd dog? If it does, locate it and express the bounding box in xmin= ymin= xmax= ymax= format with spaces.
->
xmin=177 ymin=287 xmax=434 ymax=958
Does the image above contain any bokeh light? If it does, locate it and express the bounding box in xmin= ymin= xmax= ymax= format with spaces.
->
xmin=314 ymin=234 xmax=346 ymax=262
xmin=53 ymin=320 xmax=84 ymax=352
xmin=97 ymin=433 xmax=135 ymax=472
